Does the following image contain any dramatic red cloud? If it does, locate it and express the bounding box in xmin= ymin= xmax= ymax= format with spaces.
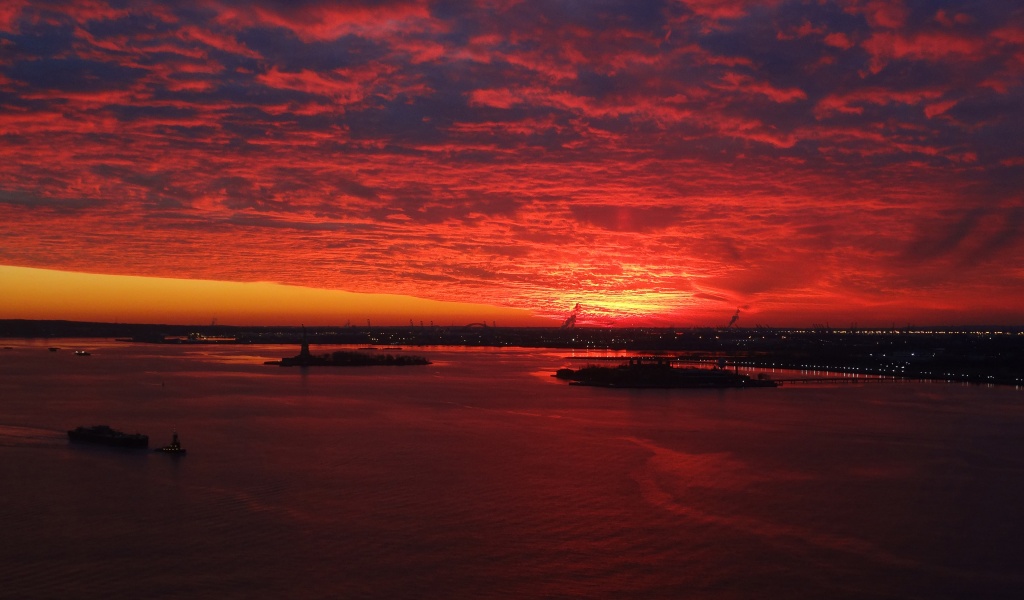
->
xmin=210 ymin=0 xmax=437 ymax=43
xmin=0 ymin=0 xmax=1022 ymax=327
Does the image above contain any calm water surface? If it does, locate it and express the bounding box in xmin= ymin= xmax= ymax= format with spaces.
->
xmin=2 ymin=339 xmax=1023 ymax=599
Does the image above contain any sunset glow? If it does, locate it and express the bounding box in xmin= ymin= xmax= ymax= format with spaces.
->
xmin=1 ymin=1 xmax=1022 ymax=326
xmin=0 ymin=266 xmax=548 ymax=326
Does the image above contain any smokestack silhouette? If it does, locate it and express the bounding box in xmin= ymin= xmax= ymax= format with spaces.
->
xmin=561 ymin=303 xmax=582 ymax=328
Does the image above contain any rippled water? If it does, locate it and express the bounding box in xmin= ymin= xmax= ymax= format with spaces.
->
xmin=2 ymin=339 xmax=1023 ymax=598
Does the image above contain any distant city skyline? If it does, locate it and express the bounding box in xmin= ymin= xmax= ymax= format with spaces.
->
xmin=1 ymin=1 xmax=1022 ymax=327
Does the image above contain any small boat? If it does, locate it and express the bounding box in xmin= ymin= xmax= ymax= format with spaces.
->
xmin=75 ymin=350 xmax=91 ymax=356
xmin=155 ymin=431 xmax=186 ymax=455
xmin=48 ymin=347 xmax=60 ymax=352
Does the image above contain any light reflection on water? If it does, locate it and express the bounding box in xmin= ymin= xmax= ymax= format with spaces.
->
xmin=1 ymin=339 xmax=1024 ymax=598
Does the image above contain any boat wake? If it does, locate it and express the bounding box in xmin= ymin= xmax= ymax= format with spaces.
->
xmin=0 ymin=425 xmax=65 ymax=447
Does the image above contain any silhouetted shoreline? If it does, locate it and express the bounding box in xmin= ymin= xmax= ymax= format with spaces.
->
xmin=3 ymin=319 xmax=1023 ymax=386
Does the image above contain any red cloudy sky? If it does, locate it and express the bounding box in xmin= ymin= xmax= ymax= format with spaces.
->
xmin=1 ymin=0 xmax=1022 ymax=327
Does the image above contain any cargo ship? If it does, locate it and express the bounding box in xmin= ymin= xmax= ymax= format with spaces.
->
xmin=67 ymin=425 xmax=149 ymax=448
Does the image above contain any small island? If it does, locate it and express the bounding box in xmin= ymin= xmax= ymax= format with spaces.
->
xmin=266 ymin=327 xmax=430 ymax=367
xmin=555 ymin=357 xmax=777 ymax=389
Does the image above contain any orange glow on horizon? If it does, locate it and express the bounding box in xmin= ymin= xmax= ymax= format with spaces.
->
xmin=0 ymin=266 xmax=556 ymax=327
xmin=2 ymin=264 xmax=1022 ymax=328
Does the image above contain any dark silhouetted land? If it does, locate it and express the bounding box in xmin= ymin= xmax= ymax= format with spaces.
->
xmin=2 ymin=319 xmax=1022 ymax=386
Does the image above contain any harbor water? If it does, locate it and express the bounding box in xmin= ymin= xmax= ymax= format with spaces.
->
xmin=2 ymin=340 xmax=1023 ymax=598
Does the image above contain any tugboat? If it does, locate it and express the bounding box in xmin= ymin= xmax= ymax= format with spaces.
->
xmin=155 ymin=431 xmax=186 ymax=455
